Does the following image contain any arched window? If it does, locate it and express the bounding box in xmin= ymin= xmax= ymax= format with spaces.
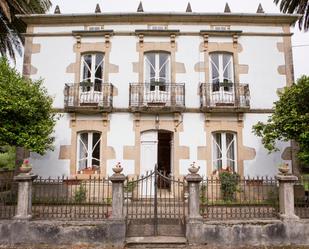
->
xmin=144 ymin=52 xmax=171 ymax=85
xmin=80 ymin=53 xmax=104 ymax=105
xmin=209 ymin=53 xmax=234 ymax=85
xmin=77 ymin=131 xmax=101 ymax=172
xmin=209 ymin=53 xmax=235 ymax=104
xmin=212 ymin=132 xmax=237 ymax=172
xmin=80 ymin=53 xmax=104 ymax=89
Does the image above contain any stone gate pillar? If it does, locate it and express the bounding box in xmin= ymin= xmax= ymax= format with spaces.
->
xmin=108 ymin=164 xmax=127 ymax=245
xmin=276 ymin=174 xmax=299 ymax=220
xmin=185 ymin=165 xmax=204 ymax=243
xmin=14 ymin=173 xmax=37 ymax=220
xmin=110 ymin=166 xmax=126 ymax=219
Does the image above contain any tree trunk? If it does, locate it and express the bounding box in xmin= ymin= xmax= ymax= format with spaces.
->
xmin=291 ymin=140 xmax=301 ymax=176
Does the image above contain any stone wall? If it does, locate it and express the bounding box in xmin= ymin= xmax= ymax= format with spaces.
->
xmin=187 ymin=219 xmax=309 ymax=247
xmin=0 ymin=220 xmax=125 ymax=246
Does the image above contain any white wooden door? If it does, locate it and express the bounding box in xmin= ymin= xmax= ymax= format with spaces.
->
xmin=140 ymin=131 xmax=158 ymax=197
xmin=140 ymin=131 xmax=158 ymax=174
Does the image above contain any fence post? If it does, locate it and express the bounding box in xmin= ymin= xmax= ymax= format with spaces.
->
xmin=186 ymin=172 xmax=203 ymax=219
xmin=14 ymin=173 xmax=37 ymax=220
xmin=110 ymin=166 xmax=126 ymax=219
xmin=185 ymin=164 xmax=203 ymax=243
xmin=276 ymin=174 xmax=299 ymax=220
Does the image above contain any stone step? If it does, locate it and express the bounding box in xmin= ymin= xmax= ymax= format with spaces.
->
xmin=125 ymin=236 xmax=187 ymax=248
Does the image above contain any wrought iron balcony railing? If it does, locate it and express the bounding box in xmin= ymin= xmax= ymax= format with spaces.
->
xmin=64 ymin=82 xmax=113 ymax=110
xmin=129 ymin=83 xmax=185 ymax=110
xmin=199 ymin=83 xmax=250 ymax=110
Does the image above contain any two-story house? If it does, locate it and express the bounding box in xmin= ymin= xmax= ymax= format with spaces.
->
xmin=18 ymin=6 xmax=299 ymax=178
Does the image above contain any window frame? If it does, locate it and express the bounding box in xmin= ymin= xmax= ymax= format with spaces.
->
xmin=144 ymin=51 xmax=171 ymax=86
xmin=209 ymin=52 xmax=234 ymax=88
xmin=76 ymin=131 xmax=102 ymax=172
xmin=212 ymin=131 xmax=237 ymax=172
xmin=80 ymin=52 xmax=104 ymax=87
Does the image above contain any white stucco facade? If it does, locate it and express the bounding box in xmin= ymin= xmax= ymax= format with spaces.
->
xmin=21 ymin=12 xmax=297 ymax=178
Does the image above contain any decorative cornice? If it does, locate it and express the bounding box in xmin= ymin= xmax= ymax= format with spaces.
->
xmin=52 ymin=107 xmax=274 ymax=114
xmin=200 ymin=30 xmax=242 ymax=36
xmin=72 ymin=30 xmax=114 ymax=37
xmin=17 ymin=12 xmax=300 ymax=25
xmin=135 ymin=29 xmax=180 ymax=36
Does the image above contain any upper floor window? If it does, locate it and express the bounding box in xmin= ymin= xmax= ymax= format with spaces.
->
xmin=77 ymin=131 xmax=101 ymax=172
xmin=209 ymin=53 xmax=234 ymax=85
xmin=212 ymin=132 xmax=237 ymax=172
xmin=144 ymin=52 xmax=171 ymax=85
xmin=81 ymin=53 xmax=104 ymax=85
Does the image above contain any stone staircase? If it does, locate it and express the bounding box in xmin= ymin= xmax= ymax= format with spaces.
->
xmin=125 ymin=236 xmax=187 ymax=248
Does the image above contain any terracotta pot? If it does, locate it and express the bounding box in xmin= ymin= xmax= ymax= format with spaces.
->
xmin=83 ymin=168 xmax=95 ymax=174
xmin=19 ymin=167 xmax=32 ymax=174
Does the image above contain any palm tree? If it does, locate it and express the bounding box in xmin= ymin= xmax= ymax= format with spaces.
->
xmin=274 ymin=0 xmax=309 ymax=31
xmin=0 ymin=0 xmax=52 ymax=61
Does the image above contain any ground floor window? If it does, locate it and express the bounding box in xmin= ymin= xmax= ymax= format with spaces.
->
xmin=77 ymin=131 xmax=101 ymax=172
xmin=212 ymin=132 xmax=237 ymax=172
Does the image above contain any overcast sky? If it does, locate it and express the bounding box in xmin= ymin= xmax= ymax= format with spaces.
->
xmin=22 ymin=0 xmax=309 ymax=79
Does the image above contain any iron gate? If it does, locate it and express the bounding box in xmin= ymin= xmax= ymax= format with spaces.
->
xmin=125 ymin=165 xmax=186 ymax=237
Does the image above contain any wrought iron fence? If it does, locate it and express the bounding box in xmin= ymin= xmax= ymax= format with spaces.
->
xmin=0 ymin=177 xmax=18 ymax=219
xmin=200 ymin=175 xmax=279 ymax=220
xmin=32 ymin=176 xmax=112 ymax=220
xmin=125 ymin=168 xmax=186 ymax=237
xmin=64 ymin=82 xmax=113 ymax=109
xmin=200 ymin=83 xmax=250 ymax=109
xmin=295 ymin=175 xmax=309 ymax=218
xmin=129 ymin=83 xmax=185 ymax=108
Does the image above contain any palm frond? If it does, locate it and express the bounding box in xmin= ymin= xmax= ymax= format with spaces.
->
xmin=274 ymin=0 xmax=309 ymax=31
xmin=0 ymin=0 xmax=52 ymax=60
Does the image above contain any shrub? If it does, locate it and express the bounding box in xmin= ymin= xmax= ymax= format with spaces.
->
xmin=219 ymin=171 xmax=240 ymax=202
xmin=74 ymin=184 xmax=87 ymax=203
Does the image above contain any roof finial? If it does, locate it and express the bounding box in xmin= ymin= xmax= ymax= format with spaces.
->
xmin=224 ymin=3 xmax=231 ymax=13
xmin=54 ymin=5 xmax=61 ymax=14
xmin=137 ymin=1 xmax=144 ymax=12
xmin=256 ymin=3 xmax=265 ymax=13
xmin=186 ymin=2 xmax=192 ymax=13
xmin=95 ymin=4 xmax=101 ymax=13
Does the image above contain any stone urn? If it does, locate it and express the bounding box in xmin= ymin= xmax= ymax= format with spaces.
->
xmin=188 ymin=162 xmax=200 ymax=174
xmin=19 ymin=159 xmax=32 ymax=174
xmin=112 ymin=162 xmax=123 ymax=174
xmin=278 ymin=163 xmax=289 ymax=175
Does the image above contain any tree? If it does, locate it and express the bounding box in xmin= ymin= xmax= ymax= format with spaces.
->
xmin=253 ymin=76 xmax=309 ymax=168
xmin=0 ymin=146 xmax=16 ymax=170
xmin=274 ymin=0 xmax=309 ymax=31
xmin=0 ymin=0 xmax=52 ymax=61
xmin=0 ymin=57 xmax=56 ymax=157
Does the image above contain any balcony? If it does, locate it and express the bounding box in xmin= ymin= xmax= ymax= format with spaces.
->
xmin=129 ymin=83 xmax=185 ymax=113
xmin=200 ymin=83 xmax=250 ymax=111
xmin=64 ymin=82 xmax=113 ymax=112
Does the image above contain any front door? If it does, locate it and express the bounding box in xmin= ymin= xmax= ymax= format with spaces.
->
xmin=125 ymin=131 xmax=185 ymax=237
xmin=140 ymin=130 xmax=172 ymax=179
